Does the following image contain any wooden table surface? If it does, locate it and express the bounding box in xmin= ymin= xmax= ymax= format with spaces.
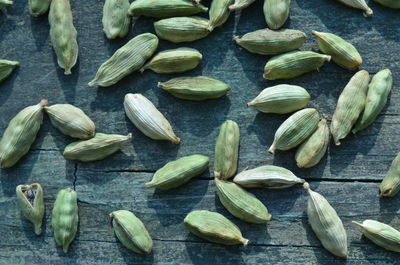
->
xmin=1 ymin=0 xmax=400 ymax=264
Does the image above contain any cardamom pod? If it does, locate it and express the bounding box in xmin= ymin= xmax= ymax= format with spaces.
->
xmin=49 ymin=0 xmax=78 ymax=75
xmin=124 ymin=93 xmax=180 ymax=144
xmin=51 ymin=188 xmax=78 ymax=253
xmin=263 ymin=51 xmax=331 ymax=80
xmin=0 ymin=99 xmax=47 ymax=168
xmin=229 ymin=0 xmax=256 ymax=10
xmin=129 ymin=0 xmax=208 ymax=18
xmin=380 ymin=152 xmax=400 ymax=197
xmin=234 ymin=29 xmax=306 ymax=56
xmin=146 ymin=154 xmax=209 ymax=190
xmin=247 ymin=84 xmax=310 ymax=114
xmin=102 ymin=0 xmax=131 ymax=39
xmin=0 ymin=0 xmax=13 ymax=10
xmin=263 ymin=0 xmax=290 ymax=30
xmin=215 ymin=178 xmax=271 ymax=224
xmin=140 ymin=47 xmax=202 ymax=74
xmin=16 ymin=183 xmax=44 ymax=236
xmin=88 ymin=33 xmax=158 ymax=87
xmin=373 ymin=0 xmax=400 ymax=8
xmin=184 ymin=210 xmax=249 ymax=245
xmin=233 ymin=165 xmax=304 ymax=189
xmin=63 ymin=133 xmax=132 ymax=162
xmin=207 ymin=0 xmax=233 ymax=32
xmin=304 ymin=183 xmax=348 ymax=258
xmin=214 ymin=120 xmax=240 ymax=180
xmin=0 ymin=59 xmax=19 ymax=83
xmin=336 ymin=0 xmax=373 ymax=16
xmin=353 ymin=69 xmax=392 ymax=134
xmin=268 ymin=108 xmax=320 ymax=154
xmin=28 ymin=0 xmax=51 ymax=17
xmin=330 ymin=70 xmax=369 ymax=145
xmin=45 ymin=104 xmax=95 ymax=140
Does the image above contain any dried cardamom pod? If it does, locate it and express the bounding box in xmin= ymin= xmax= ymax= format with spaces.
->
xmin=146 ymin=154 xmax=209 ymax=190
xmin=263 ymin=51 xmax=331 ymax=80
xmin=268 ymin=108 xmax=320 ymax=154
xmin=380 ymin=152 xmax=400 ymax=197
xmin=263 ymin=0 xmax=290 ymax=30
xmin=140 ymin=47 xmax=202 ymax=74
xmin=51 ymin=188 xmax=78 ymax=253
xmin=124 ymin=93 xmax=180 ymax=144
xmin=0 ymin=100 xmax=47 ymax=168
xmin=330 ymin=70 xmax=369 ymax=145
xmin=88 ymin=33 xmax=158 ymax=87
xmin=214 ymin=120 xmax=240 ymax=180
xmin=207 ymin=0 xmax=233 ymax=32
xmin=233 ymin=165 xmax=304 ymax=189
xmin=0 ymin=0 xmax=13 ymax=10
xmin=234 ymin=29 xmax=306 ymax=56
xmin=45 ymin=104 xmax=95 ymax=140
xmin=336 ymin=0 xmax=373 ymax=16
xmin=215 ymin=178 xmax=271 ymax=224
xmin=247 ymin=84 xmax=310 ymax=114
xmin=229 ymin=0 xmax=256 ymax=10
xmin=129 ymin=0 xmax=208 ymax=18
xmin=353 ymin=69 xmax=392 ymax=134
xmin=49 ymin=0 xmax=78 ymax=75
xmin=0 ymin=59 xmax=19 ymax=83
xmin=184 ymin=210 xmax=249 ymax=245
xmin=110 ymin=210 xmax=153 ymax=255
xmin=63 ymin=133 xmax=132 ymax=162
xmin=16 ymin=183 xmax=44 ymax=236
xmin=28 ymin=0 xmax=51 ymax=16
xmin=373 ymin=0 xmax=400 ymax=8
xmin=304 ymin=183 xmax=348 ymax=258
xmin=102 ymin=0 xmax=131 ymax=39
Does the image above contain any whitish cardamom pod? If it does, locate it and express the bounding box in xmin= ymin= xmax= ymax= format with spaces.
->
xmin=207 ymin=0 xmax=233 ymax=32
xmin=233 ymin=165 xmax=304 ymax=189
xmin=124 ymin=93 xmax=180 ymax=144
xmin=16 ymin=183 xmax=44 ymax=236
xmin=0 ymin=99 xmax=47 ymax=168
xmin=0 ymin=0 xmax=13 ymax=10
xmin=146 ymin=154 xmax=209 ymax=190
xmin=380 ymin=152 xmax=400 ymax=197
xmin=158 ymin=76 xmax=230 ymax=101
xmin=140 ymin=48 xmax=202 ymax=74
xmin=353 ymin=69 xmax=392 ymax=134
xmin=229 ymin=0 xmax=256 ymax=10
xmin=330 ymin=70 xmax=369 ymax=145
xmin=373 ymin=0 xmax=400 ymax=8
xmin=49 ymin=0 xmax=78 ymax=75
xmin=129 ymin=0 xmax=208 ymax=18
xmin=51 ymin=188 xmax=78 ymax=253
xmin=184 ymin=210 xmax=249 ymax=245
xmin=247 ymin=84 xmax=310 ymax=114
xmin=215 ymin=178 xmax=271 ymax=224
xmin=102 ymin=0 xmax=131 ymax=39
xmin=0 ymin=60 xmax=19 ymax=83
xmin=29 ymin=0 xmax=51 ymax=16
xmin=45 ymin=104 xmax=95 ymax=140
xmin=234 ymin=29 xmax=306 ymax=56
xmin=336 ymin=0 xmax=373 ymax=16
xmin=263 ymin=51 xmax=331 ymax=80
xmin=268 ymin=108 xmax=319 ymax=154
xmin=263 ymin=0 xmax=290 ymax=30
xmin=304 ymin=183 xmax=348 ymax=258
xmin=110 ymin=210 xmax=153 ymax=255
xmin=88 ymin=33 xmax=158 ymax=87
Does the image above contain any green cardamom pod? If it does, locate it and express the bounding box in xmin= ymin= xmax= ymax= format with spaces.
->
xmin=129 ymin=0 xmax=208 ymax=18
xmin=229 ymin=0 xmax=256 ymax=10
xmin=0 ymin=0 xmax=13 ymax=10
xmin=247 ymin=84 xmax=310 ymax=114
xmin=0 ymin=99 xmax=47 ymax=168
xmin=29 ymin=0 xmax=51 ymax=17
xmin=102 ymin=0 xmax=131 ymax=39
xmin=380 ymin=152 xmax=400 ymax=197
xmin=234 ymin=29 xmax=306 ymax=56
xmin=336 ymin=0 xmax=373 ymax=16
xmin=207 ymin=0 xmax=233 ymax=32
xmin=16 ymin=183 xmax=45 ymax=236
xmin=330 ymin=70 xmax=369 ymax=145
xmin=140 ymin=47 xmax=202 ymax=74
xmin=184 ymin=210 xmax=249 ymax=245
xmin=0 ymin=59 xmax=19 ymax=83
xmin=304 ymin=183 xmax=348 ymax=258
xmin=263 ymin=51 xmax=331 ymax=80
xmin=110 ymin=210 xmax=153 ymax=255
xmin=269 ymin=108 xmax=320 ymax=154
xmin=88 ymin=33 xmax=158 ymax=87
xmin=51 ymin=188 xmax=78 ymax=253
xmin=373 ymin=0 xmax=400 ymax=8
xmin=353 ymin=69 xmax=392 ymax=134
xmin=146 ymin=154 xmax=209 ymax=190
xmin=263 ymin=0 xmax=290 ymax=30
xmin=158 ymin=76 xmax=230 ymax=101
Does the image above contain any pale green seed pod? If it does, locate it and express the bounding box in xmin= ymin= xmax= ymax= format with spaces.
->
xmin=16 ymin=183 xmax=45 ymax=236
xmin=28 ymin=0 xmax=51 ymax=17
xmin=0 ymin=99 xmax=47 ymax=168
xmin=304 ymin=183 xmax=348 ymax=258
xmin=102 ymin=0 xmax=131 ymax=39
xmin=263 ymin=0 xmax=290 ymax=30
xmin=247 ymin=84 xmax=310 ymax=114
xmin=330 ymin=70 xmax=369 ymax=145
xmin=353 ymin=69 xmax=392 ymax=134
xmin=0 ymin=60 xmax=19 ymax=83
xmin=110 ymin=210 xmax=153 ymax=255
xmin=336 ymin=0 xmax=373 ymax=16
xmin=207 ymin=0 xmax=233 ymax=32
xmin=234 ymin=29 xmax=306 ymax=56
xmin=380 ymin=152 xmax=400 ymax=197
xmin=49 ymin=0 xmax=78 ymax=75
xmin=268 ymin=108 xmax=320 ymax=154
xmin=45 ymin=104 xmax=95 ymax=140
xmin=140 ymin=48 xmax=202 ymax=74
xmin=229 ymin=0 xmax=256 ymax=10
xmin=373 ymin=0 xmax=400 ymax=8
xmin=0 ymin=0 xmax=13 ymax=10
xmin=51 ymin=188 xmax=78 ymax=253
xmin=184 ymin=210 xmax=249 ymax=245
xmin=63 ymin=133 xmax=132 ymax=162
xmin=215 ymin=178 xmax=271 ymax=224
xmin=129 ymin=0 xmax=208 ymax=18
xmin=88 ymin=33 xmax=158 ymax=87
xmin=263 ymin=51 xmax=331 ymax=80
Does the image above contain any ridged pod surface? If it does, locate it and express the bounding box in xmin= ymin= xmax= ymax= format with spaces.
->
xmin=380 ymin=152 xmax=400 ymax=197
xmin=129 ymin=0 xmax=208 ymax=18
xmin=263 ymin=0 xmax=290 ymax=30
xmin=373 ymin=0 xmax=400 ymax=8
xmin=102 ymin=0 xmax=131 ymax=39
xmin=336 ymin=0 xmax=373 ymax=16
xmin=208 ymin=0 xmax=233 ymax=31
xmin=29 ymin=0 xmax=51 ymax=16
xmin=0 ymin=60 xmax=19 ymax=83
xmin=16 ymin=183 xmax=44 ymax=235
xmin=229 ymin=0 xmax=256 ymax=10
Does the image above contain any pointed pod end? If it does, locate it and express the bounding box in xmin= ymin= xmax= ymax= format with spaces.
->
xmin=214 ymin=171 xmax=221 ymax=179
xmin=173 ymin=137 xmax=181 ymax=144
xmin=34 ymin=225 xmax=42 ymax=236
xmin=352 ymin=220 xmax=363 ymax=228
xmin=263 ymin=69 xmax=271 ymax=79
xmin=88 ymin=81 xmax=95 ymax=88
xmin=157 ymin=82 xmax=162 ymax=88
xmin=62 ymin=244 xmax=69 ymax=253
xmin=241 ymin=238 xmax=250 ymax=246
xmin=127 ymin=133 xmax=132 ymax=139
xmin=145 ymin=182 xmax=154 ymax=188
xmin=303 ymin=182 xmax=310 ymax=191
xmin=64 ymin=69 xmax=72 ymax=75
xmin=380 ymin=187 xmax=392 ymax=197
xmin=325 ymin=55 xmax=332 ymax=62
xmin=40 ymin=99 xmax=48 ymax=107
xmin=109 ymin=212 xmax=114 ymax=218
xmin=322 ymin=114 xmax=328 ymax=120
xmin=233 ymin=35 xmax=240 ymax=42
xmin=365 ymin=8 xmax=373 ymax=17
xmin=207 ymin=24 xmax=214 ymax=32
xmin=268 ymin=146 xmax=275 ymax=155
xmin=139 ymin=68 xmax=145 ymax=74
